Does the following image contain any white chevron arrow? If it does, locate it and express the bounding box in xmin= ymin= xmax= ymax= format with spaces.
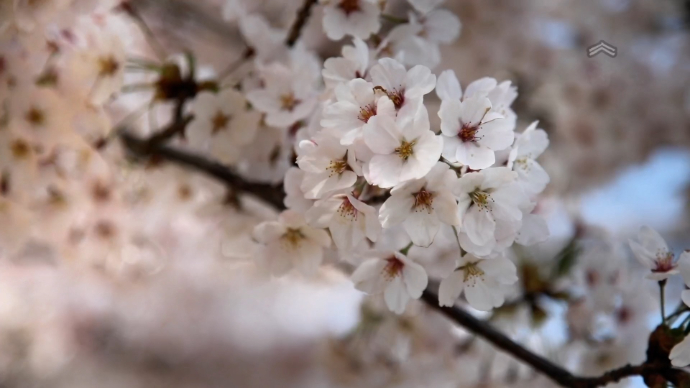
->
xmin=587 ymin=40 xmax=617 ymax=58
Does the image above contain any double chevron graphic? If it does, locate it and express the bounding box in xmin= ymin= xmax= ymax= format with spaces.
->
xmin=587 ymin=40 xmax=617 ymax=58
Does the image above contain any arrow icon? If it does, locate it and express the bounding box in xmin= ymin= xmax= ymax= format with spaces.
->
xmin=587 ymin=40 xmax=617 ymax=58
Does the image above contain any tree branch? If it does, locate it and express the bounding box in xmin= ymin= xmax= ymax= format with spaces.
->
xmin=120 ymin=131 xmax=286 ymax=209
xmin=421 ymin=288 xmax=576 ymax=386
xmin=285 ymin=0 xmax=318 ymax=47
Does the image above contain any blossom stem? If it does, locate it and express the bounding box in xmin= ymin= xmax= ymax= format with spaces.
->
xmin=381 ymin=14 xmax=408 ymax=24
xmin=285 ymin=0 xmax=319 ymax=47
xmin=118 ymin=2 xmax=167 ymax=60
xmin=399 ymin=242 xmax=414 ymax=255
xmin=659 ymin=279 xmax=667 ymax=325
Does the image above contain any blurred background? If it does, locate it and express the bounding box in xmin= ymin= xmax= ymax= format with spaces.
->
xmin=2 ymin=0 xmax=690 ymax=387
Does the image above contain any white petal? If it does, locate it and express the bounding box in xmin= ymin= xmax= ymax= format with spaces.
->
xmin=439 ymin=270 xmax=465 ymax=307
xmin=405 ymin=65 xmax=436 ymax=98
xmin=368 ymin=154 xmax=404 ymax=188
xmin=384 ymin=277 xmax=410 ymax=314
xmin=464 ymin=207 xmax=496 ymax=246
xmin=351 ymin=258 xmax=388 ymax=294
xmin=380 ymin=193 xmax=415 ymax=227
xmin=403 ymin=210 xmax=440 ymax=247
xmin=465 ymin=278 xmax=502 ymax=311
xmin=364 ymin=115 xmax=401 ymax=154
xmin=436 ymin=69 xmax=462 ymax=101
xmin=456 ymin=143 xmax=495 ymax=170
xmin=671 ymin=335 xmax=690 ymax=367
xmin=402 ymin=259 xmax=428 ymax=299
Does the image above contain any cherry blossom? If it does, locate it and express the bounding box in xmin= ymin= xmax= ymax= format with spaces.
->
xmin=246 ymin=62 xmax=318 ymax=127
xmin=321 ymin=0 xmax=381 ymax=41
xmin=379 ymin=163 xmax=459 ymax=247
xmin=369 ymin=58 xmax=436 ymax=119
xmin=438 ymin=95 xmax=514 ymax=169
xmin=351 ymin=251 xmax=428 ymax=314
xmin=322 ymin=38 xmax=370 ymax=90
xmin=453 ymin=167 xmax=524 ymax=252
xmin=305 ymin=191 xmax=381 ymax=250
xmin=438 ymin=252 xmax=517 ymax=311
xmin=507 ymin=121 xmax=550 ymax=195
xmin=186 ymin=89 xmax=261 ymax=164
xmin=297 ymin=132 xmax=361 ymax=199
xmin=321 ymin=78 xmax=396 ymax=145
xmin=628 ymin=226 xmax=679 ymax=281
xmin=363 ymin=106 xmax=442 ymax=188
xmin=253 ymin=210 xmax=331 ymax=276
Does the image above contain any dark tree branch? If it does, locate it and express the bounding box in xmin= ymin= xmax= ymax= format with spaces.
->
xmin=285 ymin=0 xmax=318 ymax=47
xmin=421 ymin=288 xmax=576 ymax=386
xmin=120 ymin=131 xmax=286 ymax=209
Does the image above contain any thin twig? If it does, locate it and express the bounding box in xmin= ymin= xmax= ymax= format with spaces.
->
xmin=285 ymin=0 xmax=319 ymax=47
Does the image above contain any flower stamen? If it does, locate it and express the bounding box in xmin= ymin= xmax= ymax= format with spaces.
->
xmin=413 ymin=188 xmax=434 ymax=213
xmin=395 ymin=139 xmax=416 ymax=160
xmin=382 ymin=256 xmax=404 ymax=280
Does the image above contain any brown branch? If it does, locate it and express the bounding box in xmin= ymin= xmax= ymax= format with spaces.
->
xmin=120 ymin=131 xmax=286 ymax=209
xmin=285 ymin=0 xmax=319 ymax=47
xmin=421 ymin=288 xmax=576 ymax=386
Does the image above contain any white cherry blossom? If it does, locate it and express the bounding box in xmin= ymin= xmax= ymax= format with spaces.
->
xmin=507 ymin=121 xmax=550 ymax=195
xmin=322 ymin=38 xmax=371 ymax=89
xmin=321 ymin=78 xmax=396 ymax=145
xmin=186 ymin=89 xmax=261 ymax=164
xmin=628 ymin=226 xmax=679 ymax=281
xmin=379 ymin=163 xmax=459 ymax=247
xmin=438 ymin=252 xmax=517 ymax=311
xmin=305 ymin=191 xmax=381 ymax=250
xmin=351 ymin=251 xmax=428 ymax=314
xmin=246 ymin=62 xmax=318 ymax=127
xmin=369 ymin=58 xmax=436 ymax=119
xmin=321 ymin=0 xmax=381 ymax=41
xmin=363 ymin=106 xmax=442 ymax=188
xmin=297 ymin=132 xmax=360 ymax=199
xmin=438 ymin=95 xmax=514 ymax=169
xmin=453 ymin=167 xmax=523 ymax=251
xmin=253 ymin=210 xmax=331 ymax=276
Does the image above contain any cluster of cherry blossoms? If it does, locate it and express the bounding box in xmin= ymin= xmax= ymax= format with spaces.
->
xmin=249 ymin=0 xmax=551 ymax=314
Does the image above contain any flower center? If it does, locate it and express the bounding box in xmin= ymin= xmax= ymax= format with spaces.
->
xmin=327 ymin=158 xmax=349 ymax=177
xmin=337 ymin=196 xmax=358 ymax=221
xmin=25 ymin=106 xmax=45 ymax=127
xmin=358 ymin=103 xmax=377 ymax=123
xmin=469 ymin=190 xmax=492 ymax=210
xmin=460 ymin=262 xmax=485 ymax=285
xmin=653 ymin=251 xmax=675 ymax=273
xmin=11 ymin=139 xmax=31 ymax=159
xmin=98 ymin=55 xmax=120 ymax=77
xmin=280 ymin=93 xmax=300 ymax=112
xmin=373 ymin=86 xmax=405 ymax=109
xmin=413 ymin=188 xmax=434 ymax=212
xmin=211 ymin=110 xmax=230 ymax=134
xmin=382 ymin=256 xmax=404 ymax=280
xmin=458 ymin=123 xmax=478 ymax=143
xmin=338 ymin=0 xmax=361 ymax=15
xmin=282 ymin=227 xmax=305 ymax=249
xmin=395 ymin=139 xmax=416 ymax=160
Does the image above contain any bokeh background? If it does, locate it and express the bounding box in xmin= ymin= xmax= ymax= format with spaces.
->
xmin=2 ymin=0 xmax=690 ymax=387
